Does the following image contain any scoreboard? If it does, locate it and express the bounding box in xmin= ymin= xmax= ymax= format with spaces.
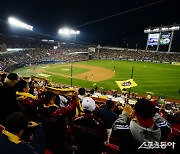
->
xmin=144 ymin=25 xmax=179 ymax=52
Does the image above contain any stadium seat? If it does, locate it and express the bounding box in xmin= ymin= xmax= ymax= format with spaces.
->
xmin=104 ymin=143 xmax=119 ymax=154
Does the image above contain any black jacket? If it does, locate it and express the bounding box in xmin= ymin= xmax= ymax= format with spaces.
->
xmin=0 ymin=85 xmax=21 ymax=125
xmin=73 ymin=114 xmax=107 ymax=154
xmin=0 ymin=125 xmax=45 ymax=154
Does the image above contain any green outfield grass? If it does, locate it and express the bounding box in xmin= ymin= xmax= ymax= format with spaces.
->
xmin=13 ymin=60 xmax=180 ymax=100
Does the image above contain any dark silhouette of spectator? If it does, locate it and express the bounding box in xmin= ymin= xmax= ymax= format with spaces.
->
xmin=96 ymin=100 xmax=117 ymax=143
xmin=78 ymin=87 xmax=86 ymax=102
xmin=76 ymin=87 xmax=86 ymax=116
xmin=73 ymin=97 xmax=107 ymax=154
xmin=0 ymin=73 xmax=21 ymax=125
xmin=89 ymin=89 xmax=94 ymax=95
xmin=0 ymin=112 xmax=45 ymax=154
xmin=0 ymin=73 xmax=6 ymax=85
xmin=93 ymin=83 xmax=98 ymax=92
xmin=4 ymin=73 xmax=19 ymax=86
xmin=166 ymin=111 xmax=180 ymax=153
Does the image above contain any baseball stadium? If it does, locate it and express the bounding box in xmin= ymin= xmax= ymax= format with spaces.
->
xmin=0 ymin=0 xmax=180 ymax=153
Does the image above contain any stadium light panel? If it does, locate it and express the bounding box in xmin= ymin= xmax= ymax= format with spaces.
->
xmin=170 ymin=26 xmax=179 ymax=31
xmin=8 ymin=17 xmax=33 ymax=31
xmin=145 ymin=25 xmax=180 ymax=33
xmin=161 ymin=27 xmax=168 ymax=31
xmin=70 ymin=30 xmax=76 ymax=34
xmin=58 ymin=28 xmax=80 ymax=36
xmin=144 ymin=29 xmax=151 ymax=33
xmin=58 ymin=29 xmax=63 ymax=34
xmin=58 ymin=28 xmax=71 ymax=35
xmin=152 ymin=28 xmax=159 ymax=32
xmin=63 ymin=28 xmax=70 ymax=35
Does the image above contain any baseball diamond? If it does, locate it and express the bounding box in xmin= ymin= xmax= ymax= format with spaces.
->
xmin=13 ymin=59 xmax=180 ymax=101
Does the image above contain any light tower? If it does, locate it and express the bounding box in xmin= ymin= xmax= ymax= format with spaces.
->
xmin=58 ymin=27 xmax=80 ymax=41
xmin=8 ymin=17 xmax=33 ymax=31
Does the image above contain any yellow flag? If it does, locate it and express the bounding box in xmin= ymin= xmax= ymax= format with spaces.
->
xmin=116 ymin=79 xmax=137 ymax=90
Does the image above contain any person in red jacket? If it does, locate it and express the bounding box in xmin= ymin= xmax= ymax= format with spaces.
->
xmin=15 ymin=79 xmax=43 ymax=121
xmin=38 ymin=91 xmax=78 ymax=154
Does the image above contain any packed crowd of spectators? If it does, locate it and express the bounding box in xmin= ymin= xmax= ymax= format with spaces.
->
xmin=0 ymin=73 xmax=179 ymax=154
xmin=0 ymin=34 xmax=90 ymax=51
xmin=0 ymin=34 xmax=57 ymax=49
xmin=94 ymin=48 xmax=180 ymax=62
xmin=1 ymin=34 xmax=180 ymax=72
xmin=0 ymin=34 xmax=90 ymax=71
xmin=1 ymin=47 xmax=180 ymax=72
xmin=0 ymin=48 xmax=89 ymax=71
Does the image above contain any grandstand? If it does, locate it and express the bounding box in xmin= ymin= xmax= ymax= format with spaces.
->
xmin=0 ymin=33 xmax=179 ymax=154
xmin=1 ymin=0 xmax=180 ymax=153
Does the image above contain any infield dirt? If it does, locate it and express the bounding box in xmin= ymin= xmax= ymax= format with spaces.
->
xmin=35 ymin=64 xmax=115 ymax=82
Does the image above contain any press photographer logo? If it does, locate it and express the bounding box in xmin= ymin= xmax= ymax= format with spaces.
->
xmin=138 ymin=141 xmax=176 ymax=149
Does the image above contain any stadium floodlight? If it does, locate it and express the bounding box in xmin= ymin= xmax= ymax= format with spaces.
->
xmin=144 ymin=29 xmax=151 ymax=33
xmin=58 ymin=27 xmax=80 ymax=40
xmin=8 ymin=17 xmax=33 ymax=31
xmin=70 ymin=30 xmax=76 ymax=34
xmin=76 ymin=30 xmax=80 ymax=34
xmin=59 ymin=28 xmax=70 ymax=35
xmin=63 ymin=28 xmax=70 ymax=35
xmin=144 ymin=25 xmax=180 ymax=33
xmin=169 ymin=26 xmax=179 ymax=31
xmin=161 ymin=27 xmax=169 ymax=31
xmin=152 ymin=28 xmax=160 ymax=32
xmin=58 ymin=27 xmax=80 ymax=35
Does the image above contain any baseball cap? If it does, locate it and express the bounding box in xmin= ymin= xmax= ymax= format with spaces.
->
xmin=82 ymin=97 xmax=95 ymax=112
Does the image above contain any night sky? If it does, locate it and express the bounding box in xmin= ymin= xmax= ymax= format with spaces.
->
xmin=0 ymin=0 xmax=180 ymax=49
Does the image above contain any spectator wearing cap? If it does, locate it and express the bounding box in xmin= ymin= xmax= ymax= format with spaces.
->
xmin=73 ymin=97 xmax=107 ymax=154
xmin=0 ymin=73 xmax=21 ymax=125
xmin=96 ymin=100 xmax=117 ymax=143
xmin=112 ymin=98 xmax=170 ymax=154
xmin=0 ymin=112 xmax=45 ymax=154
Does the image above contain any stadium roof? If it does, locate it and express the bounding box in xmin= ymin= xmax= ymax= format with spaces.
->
xmin=0 ymin=0 xmax=180 ymax=49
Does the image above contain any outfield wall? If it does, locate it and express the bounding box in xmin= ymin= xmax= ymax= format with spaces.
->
xmin=96 ymin=57 xmax=173 ymax=64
